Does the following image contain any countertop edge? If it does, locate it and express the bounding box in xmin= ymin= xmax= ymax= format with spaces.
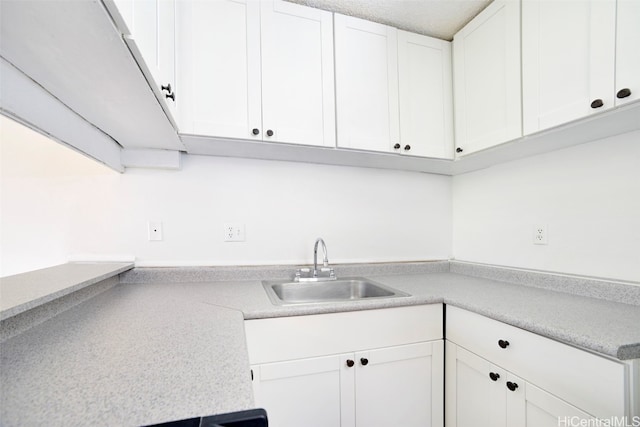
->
xmin=0 ymin=262 xmax=135 ymax=321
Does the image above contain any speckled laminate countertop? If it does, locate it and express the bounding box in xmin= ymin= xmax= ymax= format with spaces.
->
xmin=0 ymin=263 xmax=134 ymax=320
xmin=1 ymin=269 xmax=639 ymax=426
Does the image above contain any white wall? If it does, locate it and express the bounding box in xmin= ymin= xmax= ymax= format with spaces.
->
xmin=0 ymin=116 xmax=116 ymax=277
xmin=453 ymin=130 xmax=640 ymax=283
xmin=67 ymin=154 xmax=452 ymax=267
xmin=1 ymin=116 xmax=452 ymax=276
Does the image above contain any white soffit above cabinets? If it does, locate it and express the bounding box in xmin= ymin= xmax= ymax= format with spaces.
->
xmin=0 ymin=0 xmax=184 ymax=152
xmin=285 ymin=0 xmax=493 ymax=40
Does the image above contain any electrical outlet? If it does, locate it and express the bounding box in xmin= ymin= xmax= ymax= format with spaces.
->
xmin=148 ymin=221 xmax=163 ymax=241
xmin=223 ymin=223 xmax=245 ymax=242
xmin=533 ymin=224 xmax=547 ymax=245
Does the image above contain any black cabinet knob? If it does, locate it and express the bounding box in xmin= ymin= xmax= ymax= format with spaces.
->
xmin=489 ymin=372 xmax=500 ymax=382
xmin=506 ymin=381 xmax=518 ymax=391
xmin=360 ymin=358 xmax=369 ymax=366
xmin=165 ymin=92 xmax=175 ymax=101
xmin=404 ymin=145 xmax=411 ymax=151
xmin=252 ymin=128 xmax=260 ymax=136
xmin=590 ymin=99 xmax=604 ymax=109
xmin=346 ymin=359 xmax=354 ymax=368
xmin=456 ymin=147 xmax=463 ymax=153
xmin=266 ymin=129 xmax=274 ymax=137
xmin=617 ymin=88 xmax=632 ymax=99
xmin=498 ymin=339 xmax=510 ymax=349
xmin=393 ymin=143 xmax=401 ymax=150
xmin=161 ymin=83 xmax=172 ymax=93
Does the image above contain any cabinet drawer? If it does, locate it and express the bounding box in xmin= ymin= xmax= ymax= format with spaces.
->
xmin=245 ymin=304 xmax=442 ymax=364
xmin=446 ymin=306 xmax=628 ymax=418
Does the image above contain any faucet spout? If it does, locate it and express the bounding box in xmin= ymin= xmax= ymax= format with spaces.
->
xmin=294 ymin=238 xmax=335 ymax=282
xmin=313 ymin=238 xmax=328 ymax=277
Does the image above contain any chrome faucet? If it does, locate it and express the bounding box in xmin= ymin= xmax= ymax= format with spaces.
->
xmin=294 ymin=237 xmax=336 ymax=282
xmin=313 ymin=237 xmax=329 ymax=277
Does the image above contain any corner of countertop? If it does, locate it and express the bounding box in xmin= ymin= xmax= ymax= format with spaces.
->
xmin=0 ymin=262 xmax=134 ymax=321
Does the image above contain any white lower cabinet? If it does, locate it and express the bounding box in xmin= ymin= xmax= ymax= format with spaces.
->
xmin=251 ymin=354 xmax=345 ymax=427
xmin=252 ymin=341 xmax=443 ymax=427
xmin=354 ymin=342 xmax=443 ymax=427
xmin=446 ymin=342 xmax=593 ymax=427
xmin=446 ymin=306 xmax=637 ymax=424
xmin=245 ymin=305 xmax=444 ymax=427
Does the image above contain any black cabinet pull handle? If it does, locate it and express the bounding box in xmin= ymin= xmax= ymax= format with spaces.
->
xmin=266 ymin=129 xmax=274 ymax=137
xmin=161 ymin=83 xmax=172 ymax=93
xmin=404 ymin=145 xmax=411 ymax=151
xmin=617 ymin=88 xmax=632 ymax=99
xmin=393 ymin=143 xmax=401 ymax=150
xmin=506 ymin=381 xmax=518 ymax=391
xmin=498 ymin=339 xmax=510 ymax=349
xmin=252 ymin=128 xmax=260 ymax=136
xmin=346 ymin=359 xmax=354 ymax=368
xmin=489 ymin=372 xmax=500 ymax=381
xmin=360 ymin=358 xmax=369 ymax=366
xmin=590 ymin=99 xmax=604 ymax=109
xmin=456 ymin=147 xmax=463 ymax=153
xmin=165 ymin=92 xmax=175 ymax=101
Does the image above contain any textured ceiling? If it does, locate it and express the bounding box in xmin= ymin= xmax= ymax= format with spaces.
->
xmin=285 ymin=0 xmax=493 ymax=41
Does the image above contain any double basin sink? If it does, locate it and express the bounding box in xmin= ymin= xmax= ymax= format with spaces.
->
xmin=263 ymin=277 xmax=410 ymax=306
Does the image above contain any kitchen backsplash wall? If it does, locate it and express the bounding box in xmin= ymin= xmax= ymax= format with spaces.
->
xmin=66 ymin=154 xmax=453 ymax=267
xmin=5 ymin=112 xmax=637 ymax=282
xmin=453 ymin=130 xmax=640 ymax=283
xmin=1 ymin=116 xmax=452 ymax=276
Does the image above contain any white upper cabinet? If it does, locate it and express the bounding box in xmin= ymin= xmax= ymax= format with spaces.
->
xmin=335 ymin=14 xmax=400 ymax=153
xmin=522 ymin=0 xmax=617 ymax=135
xmin=398 ymin=31 xmax=453 ymax=159
xmin=176 ymin=0 xmax=262 ymax=140
xmin=615 ymin=0 xmax=640 ymax=106
xmin=176 ymin=0 xmax=334 ymax=147
xmin=260 ymin=1 xmax=335 ymax=147
xmin=452 ymin=0 xmax=521 ymax=157
xmin=104 ymin=0 xmax=178 ymax=121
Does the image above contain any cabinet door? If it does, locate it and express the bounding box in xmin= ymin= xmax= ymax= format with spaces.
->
xmin=505 ymin=376 xmax=594 ymax=427
xmin=452 ymin=0 xmax=521 ymax=156
xmin=355 ymin=341 xmax=443 ymax=427
xmin=104 ymin=0 xmax=177 ymax=119
xmin=175 ymin=0 xmax=262 ymax=139
xmin=252 ymin=354 xmax=355 ymax=427
xmin=134 ymin=0 xmax=176 ymax=117
xmin=335 ymin=14 xmax=400 ymax=153
xmin=445 ymin=342 xmax=507 ymax=427
xmin=398 ymin=31 xmax=453 ymax=159
xmin=260 ymin=0 xmax=335 ymax=147
xmin=522 ymin=0 xmax=616 ymax=135
xmin=615 ymin=0 xmax=640 ymax=106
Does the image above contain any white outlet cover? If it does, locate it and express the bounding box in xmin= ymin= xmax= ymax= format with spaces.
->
xmin=148 ymin=221 xmax=163 ymax=241
xmin=224 ymin=223 xmax=245 ymax=242
xmin=533 ymin=224 xmax=548 ymax=245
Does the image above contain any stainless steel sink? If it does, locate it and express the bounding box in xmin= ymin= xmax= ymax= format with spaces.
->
xmin=262 ymin=277 xmax=410 ymax=306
